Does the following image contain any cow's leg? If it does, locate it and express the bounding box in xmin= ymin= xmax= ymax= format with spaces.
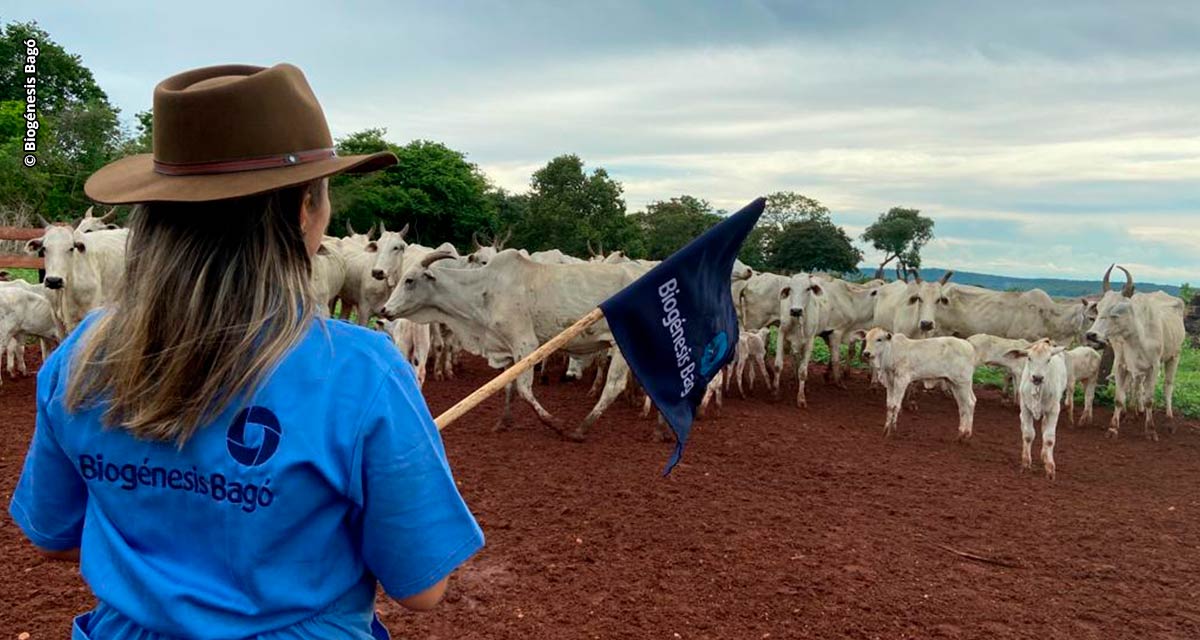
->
xmin=1163 ymin=354 xmax=1180 ymax=428
xmin=735 ymin=358 xmax=747 ymax=398
xmin=575 ymin=350 xmax=630 ymax=441
xmin=883 ymin=375 xmax=910 ymax=437
xmin=827 ymin=330 xmax=847 ymax=387
xmin=355 ymin=302 xmax=372 ymax=327
xmin=773 ymin=326 xmax=788 ymax=397
xmin=586 ymin=353 xmax=608 ymax=398
xmin=652 ymin=412 xmax=672 ymax=442
xmin=1019 ymin=406 xmax=1035 ymax=472
xmin=1109 ymin=363 xmax=1126 ymax=439
xmin=752 ymin=354 xmax=769 ymax=393
xmin=1065 ymin=373 xmax=1077 ymax=426
xmin=1041 ymin=407 xmax=1060 ymax=480
xmin=794 ymin=335 xmax=815 ymax=408
xmin=952 ymin=381 xmax=976 ymax=442
xmin=1082 ymin=376 xmax=1096 ymax=425
xmin=1142 ymin=366 xmax=1160 ymax=441
xmin=511 ymin=368 xmax=563 ymax=435
xmin=493 ymin=382 xmax=515 ymax=432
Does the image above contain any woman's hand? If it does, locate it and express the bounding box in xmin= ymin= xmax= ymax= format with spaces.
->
xmin=395 ymin=576 xmax=450 ymax=611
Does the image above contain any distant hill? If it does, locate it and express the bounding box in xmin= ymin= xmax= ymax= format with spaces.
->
xmin=856 ymin=267 xmax=1183 ymax=299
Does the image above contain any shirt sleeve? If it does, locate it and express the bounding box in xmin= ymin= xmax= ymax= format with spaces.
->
xmin=9 ymin=352 xmax=87 ymax=552
xmin=350 ymin=348 xmax=484 ymax=599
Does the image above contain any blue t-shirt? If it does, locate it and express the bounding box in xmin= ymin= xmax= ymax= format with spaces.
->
xmin=9 ymin=314 xmax=484 ymax=640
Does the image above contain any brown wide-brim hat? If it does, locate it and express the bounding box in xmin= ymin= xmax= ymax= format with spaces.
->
xmin=85 ymin=63 xmax=396 ymax=204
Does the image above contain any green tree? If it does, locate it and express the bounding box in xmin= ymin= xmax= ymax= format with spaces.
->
xmin=630 ymin=195 xmax=721 ymax=260
xmin=516 ymin=154 xmax=634 ymax=257
xmin=1 ymin=22 xmax=111 ymax=112
xmin=861 ymin=207 xmax=935 ymax=281
xmin=1180 ymin=283 xmax=1196 ymax=305
xmin=330 ymin=130 xmax=496 ymax=247
xmin=767 ymin=218 xmax=863 ymax=275
xmin=0 ymin=21 xmax=122 ymax=221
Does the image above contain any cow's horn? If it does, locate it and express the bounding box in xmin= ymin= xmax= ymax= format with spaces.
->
xmin=83 ymin=206 xmax=95 ymax=219
xmin=1117 ymin=265 xmax=1135 ymax=298
xmin=37 ymin=214 xmax=51 ymax=228
xmin=913 ymin=270 xmax=922 ymax=284
xmin=366 ymin=223 xmax=377 ymax=239
xmin=420 ymin=250 xmax=457 ymax=268
xmin=398 ymin=222 xmax=410 ymax=239
xmin=101 ymin=207 xmax=118 ymax=222
xmin=1101 ymin=263 xmax=1114 ymax=293
xmin=472 ymin=231 xmax=483 ymax=250
xmin=587 ymin=239 xmax=595 ymax=257
xmin=939 ymin=270 xmax=954 ymax=285
xmin=497 ymin=228 xmax=512 ymax=249
xmin=346 ymin=220 xmax=357 ymax=236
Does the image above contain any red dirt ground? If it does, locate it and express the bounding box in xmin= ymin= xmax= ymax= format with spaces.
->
xmin=4 ymin=350 xmax=1200 ymax=639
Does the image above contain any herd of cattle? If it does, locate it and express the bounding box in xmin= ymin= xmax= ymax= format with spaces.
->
xmin=0 ymin=208 xmax=1188 ymax=479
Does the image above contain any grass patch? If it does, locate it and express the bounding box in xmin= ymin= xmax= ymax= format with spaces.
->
xmin=1 ymin=267 xmax=38 ymax=284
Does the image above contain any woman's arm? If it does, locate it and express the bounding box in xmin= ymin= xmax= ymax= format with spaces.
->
xmin=37 ymin=546 xmax=80 ymax=562
xmin=394 ymin=576 xmax=449 ymax=611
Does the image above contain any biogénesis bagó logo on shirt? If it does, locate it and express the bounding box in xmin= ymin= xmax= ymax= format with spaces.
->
xmin=77 ymin=406 xmax=282 ymax=513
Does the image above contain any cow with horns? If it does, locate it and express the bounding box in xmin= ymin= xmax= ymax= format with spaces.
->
xmin=1084 ymin=265 xmax=1185 ymax=440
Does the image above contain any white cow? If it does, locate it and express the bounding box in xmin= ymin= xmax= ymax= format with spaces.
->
xmin=1063 ymin=345 xmax=1102 ymax=426
xmin=778 ymin=274 xmax=883 ymax=398
xmin=1004 ymin=339 xmax=1068 ymax=479
xmin=529 ymin=249 xmax=586 ymax=265
xmin=1084 ymin=265 xmax=1185 ymax=440
xmin=966 ymin=334 xmax=1034 ymax=404
xmin=699 ymin=370 xmax=724 ymax=418
xmin=0 ymin=287 xmax=60 ymax=383
xmin=75 ymin=207 xmax=120 ymax=233
xmin=858 ymin=327 xmax=977 ymax=440
xmin=311 ymin=242 xmax=348 ymax=311
xmin=871 ymin=272 xmax=954 ymax=338
xmin=381 ymin=249 xmax=654 ymax=441
xmin=26 ymin=222 xmax=127 ymax=331
xmin=776 ymin=273 xmax=826 ymax=407
xmin=377 ymin=318 xmax=433 ymax=388
xmin=937 ymin=284 xmax=1091 ymax=345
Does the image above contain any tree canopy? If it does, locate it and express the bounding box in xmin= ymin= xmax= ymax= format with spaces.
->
xmin=861 ymin=207 xmax=935 ymax=281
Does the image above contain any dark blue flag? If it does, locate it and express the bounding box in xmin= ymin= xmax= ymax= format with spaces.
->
xmin=599 ymin=197 xmax=765 ymax=474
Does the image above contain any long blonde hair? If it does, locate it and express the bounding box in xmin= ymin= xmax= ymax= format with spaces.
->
xmin=66 ymin=181 xmax=323 ymax=445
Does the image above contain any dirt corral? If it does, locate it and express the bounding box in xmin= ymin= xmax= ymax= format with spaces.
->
xmin=3 ymin=351 xmax=1200 ymax=639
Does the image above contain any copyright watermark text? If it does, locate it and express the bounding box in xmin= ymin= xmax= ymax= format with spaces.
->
xmin=22 ymin=38 xmax=39 ymax=167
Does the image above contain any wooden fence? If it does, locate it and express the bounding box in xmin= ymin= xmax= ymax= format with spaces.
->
xmin=0 ymin=227 xmax=43 ymax=270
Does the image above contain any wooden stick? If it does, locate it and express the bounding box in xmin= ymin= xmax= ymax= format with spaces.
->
xmin=434 ymin=307 xmax=607 ymax=431
xmin=935 ymin=543 xmax=1021 ymax=569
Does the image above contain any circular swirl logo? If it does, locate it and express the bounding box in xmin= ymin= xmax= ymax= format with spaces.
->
xmin=226 ymin=406 xmax=282 ymax=467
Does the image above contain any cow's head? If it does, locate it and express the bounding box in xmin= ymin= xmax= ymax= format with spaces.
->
xmin=905 ymin=270 xmax=953 ymax=335
xmin=367 ymin=222 xmax=409 ymax=285
xmin=26 ymin=222 xmax=84 ymax=291
xmin=730 ymin=259 xmax=754 ymax=282
xmin=466 ymin=229 xmax=511 ymax=268
xmin=780 ymin=273 xmax=823 ymax=320
xmin=1004 ymin=338 xmax=1065 ymax=387
xmin=1084 ymin=264 xmax=1135 ymax=347
xmin=75 ymin=206 xmax=119 ymax=233
xmin=856 ymin=327 xmax=893 ymax=362
xmin=380 ymin=250 xmax=457 ymax=320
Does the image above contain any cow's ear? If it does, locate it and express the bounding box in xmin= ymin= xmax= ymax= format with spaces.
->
xmin=1004 ymin=349 xmax=1028 ymax=360
xmin=780 ymin=286 xmax=791 ymax=298
xmin=365 ymin=241 xmax=378 ymax=253
xmin=74 ymin=241 xmax=86 ymax=253
xmin=25 ymin=238 xmax=42 ymax=253
xmin=423 ymin=271 xmax=437 ymax=282
xmin=1051 ymin=346 xmax=1066 ymax=356
xmin=374 ymin=319 xmax=387 ymax=330
xmin=884 ymin=332 xmax=892 ymax=340
xmin=1079 ymin=297 xmax=1088 ymax=305
xmin=852 ymin=329 xmax=867 ymax=341
xmin=809 ymin=283 xmax=823 ymax=295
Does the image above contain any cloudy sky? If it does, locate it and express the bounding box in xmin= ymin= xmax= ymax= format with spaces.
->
xmin=17 ymin=1 xmax=1200 ymax=283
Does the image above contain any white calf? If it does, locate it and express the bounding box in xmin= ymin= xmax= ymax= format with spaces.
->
xmin=858 ymin=328 xmax=976 ymax=440
xmin=1005 ymin=339 xmax=1068 ymax=479
xmin=1063 ymin=346 xmax=1101 ymax=426
xmin=0 ymin=288 xmax=61 ymax=383
xmin=377 ymin=318 xmax=432 ymax=388
xmin=728 ymin=328 xmax=770 ymax=398
xmin=699 ymin=370 xmax=724 ymax=418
